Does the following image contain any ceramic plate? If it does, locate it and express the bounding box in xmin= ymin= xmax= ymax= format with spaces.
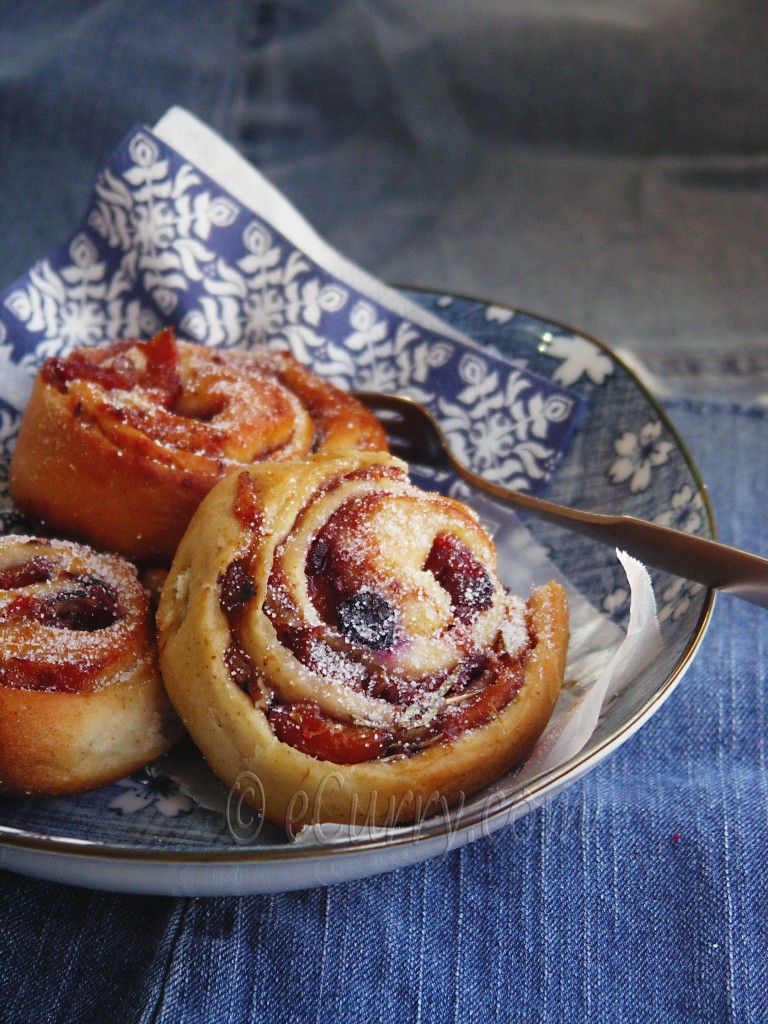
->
xmin=0 ymin=292 xmax=714 ymax=896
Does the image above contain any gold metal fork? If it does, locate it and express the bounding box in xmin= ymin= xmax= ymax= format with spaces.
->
xmin=356 ymin=391 xmax=768 ymax=609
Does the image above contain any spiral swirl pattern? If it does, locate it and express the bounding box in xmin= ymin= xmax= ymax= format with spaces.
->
xmin=158 ymin=452 xmax=568 ymax=830
xmin=10 ymin=329 xmax=387 ymax=563
xmin=0 ymin=536 xmax=182 ymax=795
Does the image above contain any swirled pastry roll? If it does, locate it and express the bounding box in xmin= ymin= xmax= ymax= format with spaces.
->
xmin=9 ymin=329 xmax=387 ymax=564
xmin=0 ymin=535 xmax=182 ymax=796
xmin=157 ymin=451 xmax=568 ymax=831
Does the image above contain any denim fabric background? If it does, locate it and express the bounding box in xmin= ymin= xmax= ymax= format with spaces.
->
xmin=1 ymin=3 xmax=768 ymax=1021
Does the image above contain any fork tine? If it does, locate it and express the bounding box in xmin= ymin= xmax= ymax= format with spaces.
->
xmin=354 ymin=392 xmax=450 ymax=469
xmin=354 ymin=394 xmax=416 ymax=456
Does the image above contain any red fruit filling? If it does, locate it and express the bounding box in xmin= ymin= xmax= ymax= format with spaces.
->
xmin=41 ymin=328 xmax=182 ymax=408
xmin=0 ymin=556 xmax=53 ymax=590
xmin=1 ymin=570 xmax=128 ymax=692
xmin=269 ymin=701 xmax=393 ymax=764
xmin=423 ymin=533 xmax=494 ymax=621
xmin=5 ymin=574 xmax=121 ymax=632
xmin=218 ymin=556 xmax=259 ymax=693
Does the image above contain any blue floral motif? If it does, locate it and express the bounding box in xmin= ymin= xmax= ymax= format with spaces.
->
xmin=608 ymin=420 xmax=674 ymax=493
xmin=0 ymin=124 xmax=583 ymax=501
xmin=544 ymin=333 xmax=614 ymax=388
xmin=108 ymin=767 xmax=194 ymax=819
xmin=657 ymin=575 xmax=706 ymax=624
xmin=654 ymin=484 xmax=704 ymax=534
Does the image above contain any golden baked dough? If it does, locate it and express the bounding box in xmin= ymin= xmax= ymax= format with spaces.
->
xmin=9 ymin=329 xmax=387 ymax=564
xmin=157 ymin=451 xmax=568 ymax=832
xmin=0 ymin=535 xmax=183 ymax=796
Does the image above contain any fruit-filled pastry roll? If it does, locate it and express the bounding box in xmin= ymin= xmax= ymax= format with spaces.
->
xmin=157 ymin=451 xmax=569 ymax=831
xmin=0 ymin=535 xmax=182 ymax=796
xmin=10 ymin=328 xmax=387 ymax=564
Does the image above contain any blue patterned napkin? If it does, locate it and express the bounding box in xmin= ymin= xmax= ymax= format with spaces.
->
xmin=0 ymin=106 xmax=582 ymax=509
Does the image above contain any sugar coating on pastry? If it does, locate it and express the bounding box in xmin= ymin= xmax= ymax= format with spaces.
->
xmin=0 ymin=535 xmax=183 ymax=796
xmin=157 ymin=451 xmax=569 ymax=832
xmin=9 ymin=328 xmax=388 ymax=564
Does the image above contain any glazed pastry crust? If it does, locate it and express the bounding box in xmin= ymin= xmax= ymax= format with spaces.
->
xmin=10 ymin=371 xmax=196 ymax=566
xmin=0 ymin=536 xmax=182 ymax=796
xmin=0 ymin=667 xmax=180 ymax=798
xmin=9 ymin=332 xmax=387 ymax=564
xmin=158 ymin=453 xmax=568 ymax=831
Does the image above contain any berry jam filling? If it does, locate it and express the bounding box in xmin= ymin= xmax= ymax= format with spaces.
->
xmin=423 ymin=533 xmax=494 ymax=622
xmin=306 ymin=534 xmax=330 ymax=578
xmin=269 ymin=700 xmax=394 ymax=764
xmin=278 ymin=626 xmax=368 ymax=688
xmin=42 ymin=576 xmax=121 ymax=631
xmin=43 ymin=345 xmax=138 ymax=393
xmin=440 ymin=651 xmax=528 ymax=740
xmin=266 ymin=642 xmax=529 ymax=765
xmin=41 ymin=328 xmax=182 ymax=409
xmin=363 ymin=649 xmax=489 ymax=705
xmin=0 ymin=563 xmax=133 ymax=691
xmin=219 ymin=558 xmax=257 ymax=614
xmin=6 ymin=574 xmax=122 ymax=631
xmin=218 ymin=556 xmax=259 ymax=693
xmin=1 ymin=657 xmax=102 ymax=694
xmin=305 ymin=535 xmax=335 ymax=621
xmin=232 ymin=471 xmax=265 ymax=534
xmin=0 ymin=556 xmax=54 ymax=590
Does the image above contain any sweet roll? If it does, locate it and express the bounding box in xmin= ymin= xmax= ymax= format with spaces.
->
xmin=9 ymin=329 xmax=387 ymax=563
xmin=0 ymin=535 xmax=182 ymax=796
xmin=157 ymin=451 xmax=569 ymax=831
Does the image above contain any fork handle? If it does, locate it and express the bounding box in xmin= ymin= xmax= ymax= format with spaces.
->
xmin=457 ymin=466 xmax=768 ymax=608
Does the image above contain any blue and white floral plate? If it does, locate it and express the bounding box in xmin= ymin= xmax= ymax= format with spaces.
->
xmin=0 ymin=292 xmax=714 ymax=896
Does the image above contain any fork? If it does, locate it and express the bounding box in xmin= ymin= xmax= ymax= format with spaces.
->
xmin=356 ymin=391 xmax=768 ymax=610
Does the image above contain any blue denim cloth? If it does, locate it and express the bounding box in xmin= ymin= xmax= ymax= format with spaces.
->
xmin=2 ymin=398 xmax=768 ymax=1023
xmin=2 ymin=3 xmax=768 ymax=1021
